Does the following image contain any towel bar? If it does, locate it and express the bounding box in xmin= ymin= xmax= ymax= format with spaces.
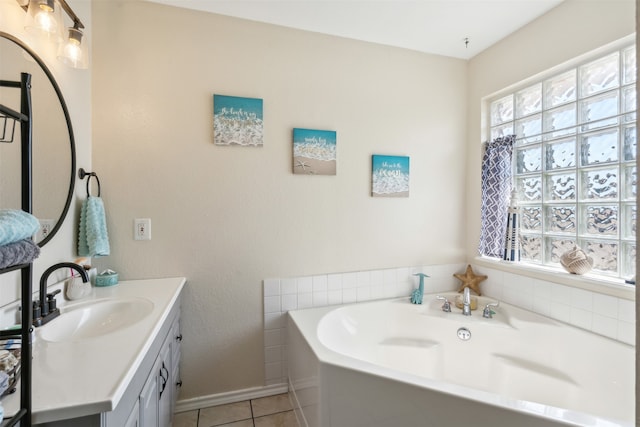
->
xmin=78 ymin=168 xmax=101 ymax=197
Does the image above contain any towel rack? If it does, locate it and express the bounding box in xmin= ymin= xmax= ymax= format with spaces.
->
xmin=0 ymin=72 xmax=33 ymax=427
xmin=78 ymin=168 xmax=101 ymax=197
xmin=0 ymin=79 xmax=30 ymax=144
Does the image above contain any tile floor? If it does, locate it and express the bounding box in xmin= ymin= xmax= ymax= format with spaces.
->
xmin=173 ymin=393 xmax=299 ymax=427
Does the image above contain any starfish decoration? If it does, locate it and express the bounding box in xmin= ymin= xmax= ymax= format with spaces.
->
xmin=295 ymin=160 xmax=311 ymax=172
xmin=453 ymin=264 xmax=487 ymax=296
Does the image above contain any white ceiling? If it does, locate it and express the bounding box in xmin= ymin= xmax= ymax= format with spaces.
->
xmin=147 ymin=0 xmax=564 ymax=59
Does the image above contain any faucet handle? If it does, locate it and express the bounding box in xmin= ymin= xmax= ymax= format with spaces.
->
xmin=32 ymin=301 xmax=41 ymax=321
xmin=435 ymin=295 xmax=452 ymax=312
xmin=482 ymin=301 xmax=500 ymax=318
xmin=46 ymin=289 xmax=61 ymax=299
xmin=46 ymin=288 xmax=61 ymax=311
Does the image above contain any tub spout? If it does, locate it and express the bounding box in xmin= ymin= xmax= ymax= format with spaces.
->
xmin=462 ymin=287 xmax=472 ymax=316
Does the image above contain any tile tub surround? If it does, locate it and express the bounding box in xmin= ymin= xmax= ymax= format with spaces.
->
xmin=263 ymin=263 xmax=635 ymax=385
xmin=263 ymin=264 xmax=465 ymax=385
xmin=473 ymin=264 xmax=635 ymax=345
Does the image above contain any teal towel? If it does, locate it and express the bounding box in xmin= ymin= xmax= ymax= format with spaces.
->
xmin=78 ymin=196 xmax=110 ymax=257
xmin=0 ymin=209 xmax=40 ymax=247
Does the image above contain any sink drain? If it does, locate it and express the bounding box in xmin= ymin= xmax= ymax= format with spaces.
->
xmin=457 ymin=327 xmax=471 ymax=341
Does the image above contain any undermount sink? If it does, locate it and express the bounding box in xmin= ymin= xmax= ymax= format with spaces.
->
xmin=38 ymin=297 xmax=155 ymax=343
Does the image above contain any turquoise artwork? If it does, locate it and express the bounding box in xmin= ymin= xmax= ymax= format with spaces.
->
xmin=293 ymin=128 xmax=337 ymax=175
xmin=371 ymin=155 xmax=410 ymax=197
xmin=213 ymin=94 xmax=263 ymax=146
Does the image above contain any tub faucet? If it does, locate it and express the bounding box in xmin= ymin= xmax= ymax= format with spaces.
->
xmin=436 ymin=296 xmax=451 ymax=312
xmin=483 ymin=302 xmax=500 ymax=318
xmin=35 ymin=262 xmax=89 ymax=327
xmin=462 ymin=287 xmax=472 ymax=316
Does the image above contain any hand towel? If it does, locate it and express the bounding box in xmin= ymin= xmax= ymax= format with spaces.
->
xmin=0 ymin=238 xmax=40 ymax=269
xmin=78 ymin=196 xmax=110 ymax=257
xmin=0 ymin=209 xmax=40 ymax=247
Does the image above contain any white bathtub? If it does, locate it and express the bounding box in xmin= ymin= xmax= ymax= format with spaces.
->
xmin=287 ymin=293 xmax=634 ymax=427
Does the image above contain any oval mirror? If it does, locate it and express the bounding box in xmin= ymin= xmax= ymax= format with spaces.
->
xmin=0 ymin=32 xmax=75 ymax=247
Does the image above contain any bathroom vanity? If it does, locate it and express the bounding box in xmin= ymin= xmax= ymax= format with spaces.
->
xmin=2 ymin=277 xmax=185 ymax=427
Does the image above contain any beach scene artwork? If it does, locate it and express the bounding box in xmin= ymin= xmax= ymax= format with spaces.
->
xmin=372 ymin=155 xmax=410 ymax=197
xmin=293 ymin=128 xmax=337 ymax=175
xmin=213 ymin=94 xmax=263 ymax=146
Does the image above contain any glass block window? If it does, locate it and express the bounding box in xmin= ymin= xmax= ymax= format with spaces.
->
xmin=488 ymin=43 xmax=636 ymax=281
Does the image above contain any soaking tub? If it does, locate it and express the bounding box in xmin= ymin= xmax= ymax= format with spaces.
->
xmin=287 ymin=293 xmax=634 ymax=427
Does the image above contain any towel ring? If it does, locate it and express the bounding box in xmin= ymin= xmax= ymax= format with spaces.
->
xmin=78 ymin=168 xmax=101 ymax=197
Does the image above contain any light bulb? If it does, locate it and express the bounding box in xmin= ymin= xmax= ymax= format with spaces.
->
xmin=33 ymin=10 xmax=57 ymax=34
xmin=57 ymin=27 xmax=88 ymax=69
xmin=62 ymin=41 xmax=81 ymax=64
xmin=38 ymin=0 xmax=54 ymax=12
xmin=25 ymin=0 xmax=63 ymax=41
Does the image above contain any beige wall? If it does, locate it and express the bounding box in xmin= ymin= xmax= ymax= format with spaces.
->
xmin=91 ymin=1 xmax=467 ymax=398
xmin=466 ymin=0 xmax=636 ymax=260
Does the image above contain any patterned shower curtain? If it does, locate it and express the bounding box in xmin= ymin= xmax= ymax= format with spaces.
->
xmin=478 ymin=135 xmax=515 ymax=258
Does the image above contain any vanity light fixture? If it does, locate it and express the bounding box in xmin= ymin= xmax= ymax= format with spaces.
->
xmin=57 ymin=22 xmax=88 ymax=69
xmin=19 ymin=0 xmax=88 ymax=69
xmin=24 ymin=0 xmax=64 ymax=41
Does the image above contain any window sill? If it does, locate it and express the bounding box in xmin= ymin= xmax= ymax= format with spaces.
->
xmin=473 ymin=256 xmax=636 ymax=301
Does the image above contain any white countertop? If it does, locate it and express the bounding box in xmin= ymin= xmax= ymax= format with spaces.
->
xmin=2 ymin=276 xmax=186 ymax=424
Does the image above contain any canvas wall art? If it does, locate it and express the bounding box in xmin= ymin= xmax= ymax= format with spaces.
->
xmin=292 ymin=128 xmax=337 ymax=175
xmin=371 ymin=155 xmax=410 ymax=197
xmin=213 ymin=94 xmax=263 ymax=146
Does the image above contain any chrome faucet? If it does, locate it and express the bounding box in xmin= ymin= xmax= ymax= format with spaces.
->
xmin=483 ymin=302 xmax=500 ymax=318
xmin=35 ymin=262 xmax=89 ymax=327
xmin=436 ymin=295 xmax=451 ymax=312
xmin=462 ymin=287 xmax=472 ymax=316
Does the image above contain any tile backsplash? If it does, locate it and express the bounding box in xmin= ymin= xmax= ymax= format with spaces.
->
xmin=263 ymin=263 xmax=635 ymax=386
xmin=474 ymin=264 xmax=636 ymax=345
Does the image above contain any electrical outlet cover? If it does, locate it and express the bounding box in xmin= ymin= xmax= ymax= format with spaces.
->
xmin=134 ymin=218 xmax=151 ymax=240
xmin=39 ymin=219 xmax=55 ymax=239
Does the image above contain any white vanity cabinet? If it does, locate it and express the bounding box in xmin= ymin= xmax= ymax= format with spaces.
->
xmin=31 ymin=278 xmax=185 ymax=427
xmin=138 ymin=367 xmax=158 ymax=427
xmin=157 ymin=334 xmax=173 ymax=427
xmin=140 ymin=326 xmax=177 ymax=427
xmin=106 ymin=306 xmax=182 ymax=427
xmin=123 ymin=401 xmax=140 ymax=427
xmin=170 ymin=318 xmax=182 ymax=417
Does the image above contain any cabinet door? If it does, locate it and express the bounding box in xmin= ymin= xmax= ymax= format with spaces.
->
xmin=124 ymin=400 xmax=140 ymax=427
xmin=139 ymin=358 xmax=160 ymax=427
xmin=158 ymin=335 xmax=173 ymax=427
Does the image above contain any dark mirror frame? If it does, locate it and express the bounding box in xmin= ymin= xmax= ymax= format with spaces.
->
xmin=1 ymin=31 xmax=76 ymax=247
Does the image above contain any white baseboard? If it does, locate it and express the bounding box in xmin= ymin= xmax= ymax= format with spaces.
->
xmin=175 ymin=383 xmax=289 ymax=413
